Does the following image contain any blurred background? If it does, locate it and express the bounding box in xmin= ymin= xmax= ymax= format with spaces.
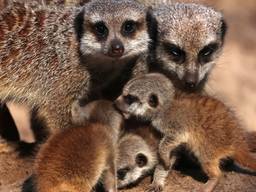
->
xmin=193 ymin=0 xmax=256 ymax=132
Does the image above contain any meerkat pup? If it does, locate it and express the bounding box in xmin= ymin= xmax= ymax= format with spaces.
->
xmin=117 ymin=123 xmax=161 ymax=189
xmin=0 ymin=0 xmax=150 ymax=134
xmin=22 ymin=100 xmax=123 ymax=192
xmin=144 ymin=3 xmax=227 ymax=92
xmin=115 ymin=73 xmax=256 ymax=192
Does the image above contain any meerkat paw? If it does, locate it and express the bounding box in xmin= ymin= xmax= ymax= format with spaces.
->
xmin=71 ymin=100 xmax=81 ymax=116
xmin=145 ymin=183 xmax=163 ymax=192
xmin=71 ymin=100 xmax=86 ymax=125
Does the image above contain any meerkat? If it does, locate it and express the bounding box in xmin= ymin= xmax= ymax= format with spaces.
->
xmin=117 ymin=122 xmax=161 ymax=189
xmin=136 ymin=3 xmax=227 ymax=93
xmin=0 ymin=0 xmax=89 ymax=8
xmin=22 ymin=100 xmax=123 ymax=192
xmin=115 ymin=73 xmax=256 ymax=192
xmin=0 ymin=0 xmax=150 ymax=135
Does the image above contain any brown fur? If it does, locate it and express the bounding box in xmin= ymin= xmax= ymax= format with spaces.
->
xmin=245 ymin=132 xmax=256 ymax=153
xmin=115 ymin=73 xmax=256 ymax=192
xmin=0 ymin=0 xmax=150 ymax=135
xmin=31 ymin=100 xmax=123 ymax=192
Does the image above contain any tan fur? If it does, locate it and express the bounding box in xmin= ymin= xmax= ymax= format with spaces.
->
xmin=0 ymin=0 xmax=150 ymax=134
xmin=115 ymin=73 xmax=256 ymax=192
xmin=32 ymin=100 xmax=123 ymax=192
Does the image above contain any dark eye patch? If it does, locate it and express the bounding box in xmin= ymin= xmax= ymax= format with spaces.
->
xmin=135 ymin=153 xmax=148 ymax=168
xmin=148 ymin=94 xmax=158 ymax=108
xmin=198 ymin=43 xmax=219 ymax=64
xmin=163 ymin=42 xmax=186 ymax=64
xmin=122 ymin=20 xmax=138 ymax=37
xmin=124 ymin=94 xmax=138 ymax=105
xmin=93 ymin=21 xmax=108 ymax=40
xmin=117 ymin=167 xmax=131 ymax=180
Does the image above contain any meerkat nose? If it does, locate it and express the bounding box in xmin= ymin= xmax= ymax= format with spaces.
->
xmin=109 ymin=39 xmax=124 ymax=57
xmin=184 ymin=72 xmax=198 ymax=89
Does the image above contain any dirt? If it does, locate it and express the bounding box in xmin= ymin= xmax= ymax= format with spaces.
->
xmin=0 ymin=0 xmax=256 ymax=192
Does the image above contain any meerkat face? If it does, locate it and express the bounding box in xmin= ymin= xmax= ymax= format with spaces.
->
xmin=115 ymin=73 xmax=174 ymax=120
xmin=153 ymin=3 xmax=227 ymax=92
xmin=75 ymin=0 xmax=150 ymax=61
xmin=117 ymin=134 xmax=157 ymax=189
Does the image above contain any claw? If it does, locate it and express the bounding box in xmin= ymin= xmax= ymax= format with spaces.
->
xmin=145 ymin=184 xmax=163 ymax=192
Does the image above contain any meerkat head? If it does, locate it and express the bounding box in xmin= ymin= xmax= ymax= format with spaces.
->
xmin=71 ymin=100 xmax=123 ymax=132
xmin=75 ymin=0 xmax=150 ymax=62
xmin=117 ymin=134 xmax=158 ymax=189
xmin=115 ymin=73 xmax=174 ymax=120
xmin=152 ymin=3 xmax=227 ymax=92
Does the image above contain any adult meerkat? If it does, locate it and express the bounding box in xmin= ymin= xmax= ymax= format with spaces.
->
xmin=0 ymin=0 xmax=150 ymax=134
xmin=22 ymin=100 xmax=123 ymax=192
xmin=115 ymin=73 xmax=256 ymax=192
xmin=117 ymin=123 xmax=161 ymax=189
xmin=0 ymin=0 xmax=89 ymax=8
xmin=142 ymin=3 xmax=227 ymax=92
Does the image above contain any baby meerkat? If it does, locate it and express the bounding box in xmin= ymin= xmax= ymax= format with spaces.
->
xmin=115 ymin=73 xmax=256 ymax=192
xmin=146 ymin=3 xmax=227 ymax=92
xmin=0 ymin=0 xmax=150 ymax=134
xmin=117 ymin=123 xmax=161 ymax=189
xmin=22 ymin=100 xmax=123 ymax=192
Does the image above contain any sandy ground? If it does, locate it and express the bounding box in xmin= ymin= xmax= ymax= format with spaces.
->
xmin=0 ymin=0 xmax=256 ymax=192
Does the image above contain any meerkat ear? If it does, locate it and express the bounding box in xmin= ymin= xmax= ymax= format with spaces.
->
xmin=220 ymin=19 xmax=228 ymax=42
xmin=74 ymin=8 xmax=85 ymax=42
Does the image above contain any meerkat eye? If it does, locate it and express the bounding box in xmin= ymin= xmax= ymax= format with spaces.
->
xmin=93 ymin=21 xmax=108 ymax=39
xmin=148 ymin=94 xmax=158 ymax=108
xmin=163 ymin=43 xmax=186 ymax=64
xmin=198 ymin=43 xmax=219 ymax=64
xmin=122 ymin=20 xmax=137 ymax=36
xmin=124 ymin=94 xmax=138 ymax=105
xmin=135 ymin=153 xmax=148 ymax=168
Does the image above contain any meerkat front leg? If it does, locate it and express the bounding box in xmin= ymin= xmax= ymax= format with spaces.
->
xmin=103 ymin=148 xmax=117 ymax=192
xmin=146 ymin=136 xmax=179 ymax=192
xmin=103 ymin=164 xmax=117 ymax=192
xmin=146 ymin=164 xmax=169 ymax=192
